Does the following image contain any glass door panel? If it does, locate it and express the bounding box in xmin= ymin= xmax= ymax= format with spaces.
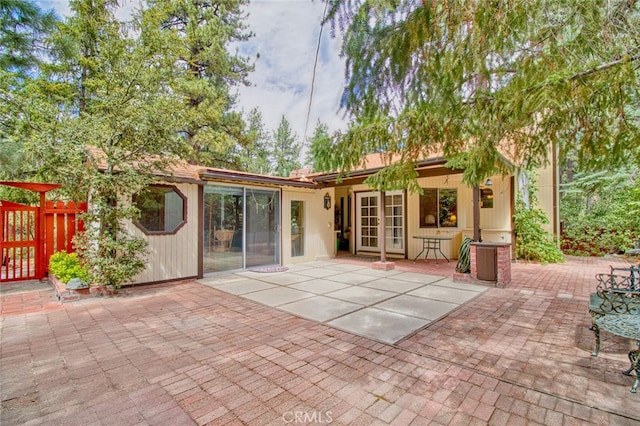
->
xmin=246 ymin=188 xmax=280 ymax=268
xmin=204 ymin=186 xmax=243 ymax=273
xmin=356 ymin=192 xmax=379 ymax=251
xmin=356 ymin=191 xmax=404 ymax=254
xmin=291 ymin=201 xmax=304 ymax=257
xmin=385 ymin=192 xmax=404 ymax=252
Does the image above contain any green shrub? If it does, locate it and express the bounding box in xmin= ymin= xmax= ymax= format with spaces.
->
xmin=513 ymin=173 xmax=564 ymax=264
xmin=514 ymin=200 xmax=565 ymax=263
xmin=48 ymin=251 xmax=90 ymax=284
xmin=560 ymin=168 xmax=640 ymax=256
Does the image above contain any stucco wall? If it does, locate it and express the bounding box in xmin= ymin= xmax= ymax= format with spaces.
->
xmin=282 ymin=187 xmax=335 ymax=264
xmin=533 ymin=163 xmax=557 ymax=236
xmin=336 ymin=173 xmax=513 ymax=260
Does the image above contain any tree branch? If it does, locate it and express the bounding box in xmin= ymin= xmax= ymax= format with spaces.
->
xmin=568 ymin=50 xmax=640 ymax=81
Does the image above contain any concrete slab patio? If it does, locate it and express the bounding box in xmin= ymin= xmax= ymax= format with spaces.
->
xmin=1 ymin=256 xmax=639 ymax=425
xmin=198 ymin=262 xmax=487 ymax=344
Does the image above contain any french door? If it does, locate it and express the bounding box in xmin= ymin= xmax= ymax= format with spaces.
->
xmin=355 ymin=191 xmax=404 ymax=254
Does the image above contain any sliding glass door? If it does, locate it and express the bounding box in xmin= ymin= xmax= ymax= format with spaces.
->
xmin=245 ymin=188 xmax=280 ymax=268
xmin=204 ymin=186 xmax=243 ymax=272
xmin=203 ymin=185 xmax=280 ymax=273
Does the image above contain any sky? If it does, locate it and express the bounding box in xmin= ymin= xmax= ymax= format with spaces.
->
xmin=36 ymin=0 xmax=349 ymax=161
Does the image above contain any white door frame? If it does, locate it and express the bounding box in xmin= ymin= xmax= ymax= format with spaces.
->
xmin=355 ymin=191 xmax=404 ymax=254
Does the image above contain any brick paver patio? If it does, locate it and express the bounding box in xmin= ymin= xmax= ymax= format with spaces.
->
xmin=1 ymin=256 xmax=639 ymax=425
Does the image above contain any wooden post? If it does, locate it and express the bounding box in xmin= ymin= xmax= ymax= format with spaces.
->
xmin=379 ymin=191 xmax=386 ymax=263
xmin=473 ymin=186 xmax=481 ymax=242
xmin=37 ymin=191 xmax=46 ymax=279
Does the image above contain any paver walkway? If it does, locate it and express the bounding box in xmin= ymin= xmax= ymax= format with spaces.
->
xmin=1 ymin=256 xmax=639 ymax=425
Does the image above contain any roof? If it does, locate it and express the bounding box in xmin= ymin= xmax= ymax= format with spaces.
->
xmin=86 ymin=146 xmax=203 ymax=183
xmin=86 ymin=146 xmax=321 ymax=188
xmin=305 ymin=151 xmax=452 ymax=184
xmin=86 ymin=145 xmax=492 ymax=189
xmin=198 ymin=168 xmax=320 ymax=189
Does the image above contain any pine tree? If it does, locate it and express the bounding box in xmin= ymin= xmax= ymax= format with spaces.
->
xmin=306 ymin=120 xmax=334 ymax=172
xmin=0 ymin=0 xmax=57 ymax=184
xmin=0 ymin=0 xmax=57 ymax=76
xmin=237 ymin=107 xmax=271 ymax=174
xmin=23 ymin=0 xmax=188 ymax=288
xmin=271 ymin=115 xmax=301 ymax=177
xmin=144 ymin=0 xmax=254 ymax=166
xmin=326 ymin=0 xmax=640 ymax=187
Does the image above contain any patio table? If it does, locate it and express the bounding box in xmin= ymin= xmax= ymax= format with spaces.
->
xmin=412 ymin=236 xmax=452 ymax=265
xmin=594 ymin=314 xmax=640 ymax=393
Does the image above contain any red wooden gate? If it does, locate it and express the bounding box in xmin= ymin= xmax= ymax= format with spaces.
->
xmin=1 ymin=200 xmax=38 ymax=281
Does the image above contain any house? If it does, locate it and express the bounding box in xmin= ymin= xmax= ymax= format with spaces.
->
xmin=120 ymin=150 xmax=559 ymax=285
xmin=123 ymin=161 xmax=335 ymax=284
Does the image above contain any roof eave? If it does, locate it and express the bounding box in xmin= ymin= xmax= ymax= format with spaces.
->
xmin=199 ymin=170 xmax=321 ymax=189
xmin=313 ymin=157 xmax=450 ymax=183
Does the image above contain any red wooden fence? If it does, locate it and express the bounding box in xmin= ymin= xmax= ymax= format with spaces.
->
xmin=44 ymin=200 xmax=87 ymax=262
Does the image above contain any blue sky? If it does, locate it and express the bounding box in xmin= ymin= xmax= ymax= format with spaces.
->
xmin=36 ymin=0 xmax=348 ymax=161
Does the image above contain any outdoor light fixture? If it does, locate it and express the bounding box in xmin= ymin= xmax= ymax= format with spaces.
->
xmin=485 ymin=178 xmax=493 ymax=186
xmin=324 ymin=193 xmax=331 ymax=210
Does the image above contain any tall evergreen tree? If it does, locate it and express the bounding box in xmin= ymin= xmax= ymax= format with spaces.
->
xmin=0 ymin=0 xmax=57 ymax=185
xmin=20 ymin=0 xmax=188 ymax=288
xmin=326 ymin=1 xmax=640 ymax=189
xmin=271 ymin=115 xmax=301 ymax=177
xmin=0 ymin=0 xmax=57 ymax=76
xmin=305 ymin=120 xmax=334 ymax=172
xmin=144 ymin=0 xmax=254 ymax=166
xmin=236 ymin=107 xmax=271 ymax=174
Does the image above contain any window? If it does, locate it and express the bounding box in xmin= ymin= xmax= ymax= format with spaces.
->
xmin=291 ymin=201 xmax=304 ymax=257
xmin=134 ymin=185 xmax=186 ymax=234
xmin=419 ymin=188 xmax=458 ymax=228
xmin=481 ymin=188 xmax=494 ymax=208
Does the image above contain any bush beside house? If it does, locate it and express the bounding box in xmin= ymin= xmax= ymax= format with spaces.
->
xmin=48 ymin=251 xmax=90 ymax=285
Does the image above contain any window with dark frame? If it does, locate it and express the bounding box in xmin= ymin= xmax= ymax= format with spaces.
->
xmin=291 ymin=200 xmax=304 ymax=257
xmin=419 ymin=188 xmax=458 ymax=228
xmin=481 ymin=188 xmax=494 ymax=208
xmin=134 ymin=185 xmax=187 ymax=234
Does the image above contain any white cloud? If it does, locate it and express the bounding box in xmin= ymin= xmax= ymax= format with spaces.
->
xmin=37 ymin=0 xmax=349 ymax=161
xmin=236 ymin=1 xmax=348 ymax=151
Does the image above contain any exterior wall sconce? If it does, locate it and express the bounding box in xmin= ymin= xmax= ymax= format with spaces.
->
xmin=485 ymin=178 xmax=493 ymax=186
xmin=324 ymin=193 xmax=331 ymax=210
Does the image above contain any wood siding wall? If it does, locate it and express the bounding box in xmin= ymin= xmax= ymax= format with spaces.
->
xmin=408 ymin=174 xmax=469 ymax=260
xmin=120 ymin=163 xmax=557 ymax=283
xmin=128 ymin=182 xmax=200 ymax=284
